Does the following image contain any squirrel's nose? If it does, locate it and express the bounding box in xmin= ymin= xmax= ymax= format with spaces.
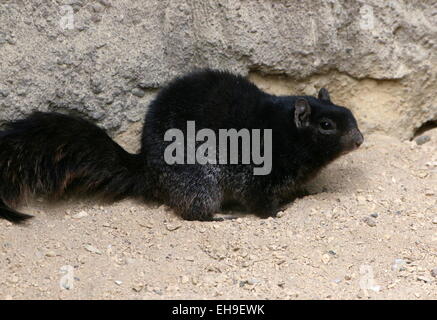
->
xmin=354 ymin=131 xmax=364 ymax=148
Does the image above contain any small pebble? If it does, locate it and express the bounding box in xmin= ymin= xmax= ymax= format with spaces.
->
xmin=417 ymin=276 xmax=431 ymax=283
xmin=72 ymin=211 xmax=88 ymax=219
xmin=45 ymin=251 xmax=57 ymax=257
xmin=0 ymin=88 xmax=9 ymax=97
xmin=425 ymin=190 xmax=434 ymax=196
xmin=77 ymin=255 xmax=87 ymax=264
xmin=166 ymin=223 xmax=182 ymax=231
xmin=239 ymin=278 xmax=260 ymax=287
xmin=7 ymin=37 xmax=16 ymax=45
xmin=131 ymin=88 xmax=146 ymax=98
xmin=247 ymin=278 xmax=261 ymax=285
xmin=430 ymin=268 xmax=437 ymax=278
xmin=59 ymin=265 xmax=74 ymax=290
xmin=153 ymin=288 xmax=163 ymax=295
xmin=321 ymin=254 xmax=330 ymax=264
xmin=391 ymin=259 xmax=406 ymax=271
xmin=370 ymin=213 xmax=379 ymax=218
xmin=84 ymin=244 xmax=102 ymax=255
xmin=415 ymin=135 xmax=430 ymax=145
xmin=276 ymin=210 xmax=285 ymax=218
xmin=132 ymin=283 xmax=144 ymax=292
xmin=180 ymin=276 xmax=189 ymax=284
xmin=363 ymin=216 xmax=377 ymax=227
xmin=98 ymin=0 xmax=111 ymax=7
xmin=92 ymin=3 xmax=104 ymax=12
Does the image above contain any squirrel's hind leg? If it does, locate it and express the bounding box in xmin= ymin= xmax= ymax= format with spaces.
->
xmin=160 ymin=168 xmax=223 ymax=221
xmin=242 ymin=191 xmax=282 ymax=219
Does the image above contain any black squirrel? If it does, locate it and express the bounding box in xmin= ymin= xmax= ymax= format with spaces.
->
xmin=0 ymin=69 xmax=363 ymax=223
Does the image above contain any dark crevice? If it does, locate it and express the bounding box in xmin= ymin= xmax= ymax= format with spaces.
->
xmin=412 ymin=120 xmax=437 ymax=139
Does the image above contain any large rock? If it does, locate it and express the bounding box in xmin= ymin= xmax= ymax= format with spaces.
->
xmin=0 ymin=0 xmax=435 ymax=139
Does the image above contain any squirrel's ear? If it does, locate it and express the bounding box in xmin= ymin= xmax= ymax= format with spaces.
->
xmin=318 ymin=88 xmax=331 ymax=102
xmin=294 ymin=98 xmax=311 ymax=128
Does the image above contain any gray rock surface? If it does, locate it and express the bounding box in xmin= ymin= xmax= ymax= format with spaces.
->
xmin=0 ymin=0 xmax=436 ymax=138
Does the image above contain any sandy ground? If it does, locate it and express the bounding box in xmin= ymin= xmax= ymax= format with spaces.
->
xmin=0 ymin=130 xmax=436 ymax=300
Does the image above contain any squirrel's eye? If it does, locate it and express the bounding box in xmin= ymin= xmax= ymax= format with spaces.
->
xmin=319 ymin=119 xmax=336 ymax=132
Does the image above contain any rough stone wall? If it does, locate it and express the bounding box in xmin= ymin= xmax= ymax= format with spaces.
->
xmin=0 ymin=0 xmax=436 ymax=140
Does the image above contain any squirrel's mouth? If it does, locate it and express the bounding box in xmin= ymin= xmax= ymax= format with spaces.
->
xmin=340 ymin=129 xmax=364 ymax=154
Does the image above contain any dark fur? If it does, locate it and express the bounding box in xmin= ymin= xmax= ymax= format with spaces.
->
xmin=0 ymin=69 xmax=363 ymax=223
xmin=0 ymin=112 xmax=145 ymax=222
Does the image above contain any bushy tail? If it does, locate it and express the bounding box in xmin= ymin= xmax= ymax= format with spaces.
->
xmin=0 ymin=199 xmax=33 ymax=223
xmin=0 ymin=112 xmax=146 ymax=223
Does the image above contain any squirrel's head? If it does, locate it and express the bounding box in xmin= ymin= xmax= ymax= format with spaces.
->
xmin=293 ymin=88 xmax=363 ymax=158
